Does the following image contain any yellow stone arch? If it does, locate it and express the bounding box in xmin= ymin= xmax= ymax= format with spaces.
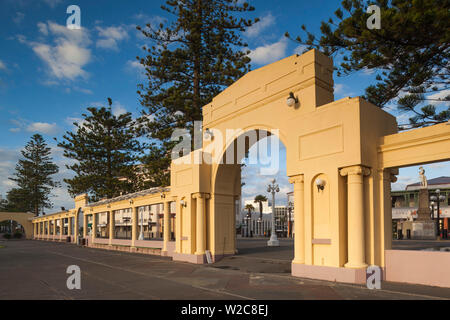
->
xmin=169 ymin=48 xmax=450 ymax=287
xmin=0 ymin=212 xmax=34 ymax=239
xmin=30 ymin=48 xmax=450 ymax=287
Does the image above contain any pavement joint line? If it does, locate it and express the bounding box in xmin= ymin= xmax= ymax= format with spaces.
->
xmin=38 ymin=279 xmax=74 ymax=300
xmin=205 ymin=262 xmax=448 ymax=300
xmin=230 ymin=255 xmax=292 ymax=263
xmin=45 ymin=249 xmax=254 ymax=300
xmin=81 ymin=270 xmax=161 ymax=300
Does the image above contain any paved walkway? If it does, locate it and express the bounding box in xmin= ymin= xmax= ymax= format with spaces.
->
xmin=1 ymin=240 xmax=450 ymax=300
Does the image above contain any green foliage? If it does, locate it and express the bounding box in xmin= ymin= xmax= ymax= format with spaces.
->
xmin=13 ymin=232 xmax=23 ymax=239
xmin=8 ymin=134 xmax=59 ymax=215
xmin=254 ymin=194 xmax=267 ymax=220
xmin=3 ymin=233 xmax=11 ymax=239
xmin=57 ymin=98 xmax=143 ymax=202
xmin=244 ymin=203 xmax=254 ymax=217
xmin=286 ymin=0 xmax=450 ymax=129
xmin=136 ymin=0 xmax=258 ymax=184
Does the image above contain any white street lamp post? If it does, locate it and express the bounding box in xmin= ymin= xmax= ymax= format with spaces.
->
xmin=267 ymin=179 xmax=280 ymax=247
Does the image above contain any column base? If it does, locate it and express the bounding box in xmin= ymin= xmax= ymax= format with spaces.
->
xmin=267 ymin=238 xmax=280 ymax=247
xmin=344 ymin=262 xmax=368 ymax=269
xmin=292 ymin=262 xmax=367 ymax=284
xmin=172 ymin=252 xmax=206 ymax=264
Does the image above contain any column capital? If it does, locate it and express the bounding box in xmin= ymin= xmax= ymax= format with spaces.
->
xmin=192 ymin=192 xmax=210 ymax=200
xmin=377 ymin=168 xmax=398 ymax=182
xmin=340 ymin=165 xmax=371 ymax=177
xmin=288 ymin=174 xmax=304 ymax=184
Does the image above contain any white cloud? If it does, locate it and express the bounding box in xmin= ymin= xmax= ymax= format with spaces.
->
xmin=96 ymin=25 xmax=128 ymax=50
xmin=247 ymin=38 xmax=288 ymax=66
xmin=37 ymin=22 xmax=48 ymax=36
xmin=21 ymin=21 xmax=92 ymax=81
xmin=245 ymin=13 xmax=275 ymax=38
xmin=26 ymin=122 xmax=59 ymax=135
xmin=13 ymin=12 xmax=25 ymax=24
xmin=334 ymin=83 xmax=354 ymax=98
xmin=334 ymin=84 xmax=345 ymax=95
xmin=0 ymin=148 xmax=21 ymax=197
xmin=361 ymin=67 xmax=375 ymax=76
xmin=294 ymin=45 xmax=308 ymax=55
xmin=112 ymin=102 xmax=127 ymax=116
xmin=42 ymin=0 xmax=62 ymax=8
xmin=126 ymin=59 xmax=144 ymax=71
xmin=427 ymin=89 xmax=450 ymax=106
xmin=0 ymin=60 xmax=6 ymax=71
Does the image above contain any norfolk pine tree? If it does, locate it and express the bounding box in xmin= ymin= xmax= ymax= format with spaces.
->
xmin=57 ymin=98 xmax=143 ymax=202
xmin=136 ymin=0 xmax=258 ymax=186
xmin=8 ymin=134 xmax=59 ymax=215
xmin=286 ymin=0 xmax=449 ymax=129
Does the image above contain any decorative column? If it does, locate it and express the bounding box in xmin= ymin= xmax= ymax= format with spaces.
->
xmin=53 ymin=220 xmax=56 ymax=239
xmin=340 ymin=165 xmax=371 ymax=269
xmin=156 ymin=205 xmax=161 ymax=238
xmin=289 ymin=174 xmax=305 ymax=264
xmin=60 ymin=218 xmax=64 ymax=239
xmin=68 ymin=217 xmax=72 ymax=238
xmin=131 ymin=206 xmax=138 ymax=247
xmin=108 ymin=211 xmax=114 ymax=245
xmin=377 ymin=168 xmax=397 ymax=266
xmin=193 ymin=193 xmax=208 ymax=256
xmin=92 ymin=213 xmax=97 ymax=241
xmin=175 ymin=198 xmax=182 ymax=254
xmin=162 ymin=201 xmax=171 ymax=254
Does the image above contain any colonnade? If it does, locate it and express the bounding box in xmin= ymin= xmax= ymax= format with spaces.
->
xmin=82 ymin=200 xmax=174 ymax=254
xmin=33 ymin=216 xmax=74 ymax=241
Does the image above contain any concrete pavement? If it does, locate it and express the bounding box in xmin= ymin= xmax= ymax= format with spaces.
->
xmin=1 ymin=239 xmax=450 ymax=300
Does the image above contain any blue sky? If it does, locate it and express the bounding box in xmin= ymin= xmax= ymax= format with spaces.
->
xmin=0 ymin=0 xmax=448 ymax=211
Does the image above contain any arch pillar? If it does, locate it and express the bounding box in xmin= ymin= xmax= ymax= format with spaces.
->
xmin=340 ymin=165 xmax=371 ymax=269
xmin=83 ymin=214 xmax=88 ymax=238
xmin=131 ymin=206 xmax=138 ymax=247
xmin=193 ymin=192 xmax=210 ymax=258
xmin=108 ymin=210 xmax=114 ymax=245
xmin=162 ymin=200 xmax=171 ymax=255
xmin=289 ymin=174 xmax=305 ymax=264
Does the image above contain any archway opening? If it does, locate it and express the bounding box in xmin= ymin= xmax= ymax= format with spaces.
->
xmin=0 ymin=220 xmax=26 ymax=239
xmin=390 ymin=160 xmax=450 ymax=248
xmin=212 ymin=129 xmax=293 ymax=273
xmin=77 ymin=208 xmax=84 ymax=237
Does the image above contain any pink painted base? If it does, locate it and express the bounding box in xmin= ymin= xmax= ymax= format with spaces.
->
xmin=385 ymin=250 xmax=450 ymax=288
xmin=172 ymin=253 xmax=205 ymax=264
xmin=291 ymin=262 xmax=367 ymax=284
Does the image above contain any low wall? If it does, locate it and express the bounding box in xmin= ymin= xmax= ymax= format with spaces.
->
xmin=89 ymin=243 xmax=161 ymax=256
xmin=385 ymin=249 xmax=450 ymax=288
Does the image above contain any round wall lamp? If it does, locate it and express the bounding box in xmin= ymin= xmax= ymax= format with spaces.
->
xmin=315 ymin=178 xmax=326 ymax=192
xmin=286 ymin=92 xmax=299 ymax=107
xmin=204 ymin=128 xmax=214 ymax=141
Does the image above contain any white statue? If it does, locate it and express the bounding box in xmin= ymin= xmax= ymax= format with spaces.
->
xmin=419 ymin=166 xmax=428 ymax=188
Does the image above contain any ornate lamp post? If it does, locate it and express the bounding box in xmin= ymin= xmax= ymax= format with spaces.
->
xmin=267 ymin=179 xmax=280 ymax=247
